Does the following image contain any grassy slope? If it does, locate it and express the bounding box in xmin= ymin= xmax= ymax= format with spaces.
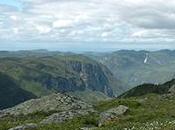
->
xmin=68 ymin=89 xmax=111 ymax=104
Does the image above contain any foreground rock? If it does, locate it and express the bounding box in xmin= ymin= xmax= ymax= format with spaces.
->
xmin=2 ymin=93 xmax=92 ymax=116
xmin=98 ymin=105 xmax=129 ymax=127
xmin=41 ymin=109 xmax=95 ymax=124
xmin=80 ymin=126 xmax=97 ymax=130
xmin=0 ymin=110 xmax=8 ymax=118
xmin=8 ymin=123 xmax=37 ymax=130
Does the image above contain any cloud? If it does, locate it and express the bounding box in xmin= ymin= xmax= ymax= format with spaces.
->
xmin=52 ymin=20 xmax=73 ymax=28
xmin=0 ymin=0 xmax=175 ymax=43
xmin=35 ymin=25 xmax=51 ymax=34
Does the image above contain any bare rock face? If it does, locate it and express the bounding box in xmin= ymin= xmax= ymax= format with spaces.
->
xmin=2 ymin=93 xmax=93 ymax=116
xmin=8 ymin=123 xmax=37 ymax=130
xmin=98 ymin=105 xmax=129 ymax=127
xmin=41 ymin=109 xmax=95 ymax=124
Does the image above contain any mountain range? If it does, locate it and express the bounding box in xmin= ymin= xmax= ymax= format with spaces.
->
xmin=2 ymin=49 xmax=175 ymax=109
xmin=87 ymin=49 xmax=175 ymax=89
xmin=0 ymin=51 xmax=124 ymax=109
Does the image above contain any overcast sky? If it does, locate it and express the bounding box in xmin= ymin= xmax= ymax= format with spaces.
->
xmin=0 ymin=0 xmax=175 ymax=51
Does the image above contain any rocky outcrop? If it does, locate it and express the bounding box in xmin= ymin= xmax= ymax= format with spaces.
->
xmin=41 ymin=109 xmax=95 ymax=124
xmin=1 ymin=93 xmax=93 ymax=116
xmin=2 ymin=93 xmax=96 ymax=130
xmin=8 ymin=123 xmax=37 ymax=130
xmin=98 ymin=105 xmax=129 ymax=127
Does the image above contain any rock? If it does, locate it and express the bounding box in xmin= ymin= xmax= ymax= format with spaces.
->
xmin=168 ymin=85 xmax=175 ymax=94
xmin=80 ymin=126 xmax=97 ymax=130
xmin=8 ymin=123 xmax=37 ymax=130
xmin=98 ymin=105 xmax=129 ymax=127
xmin=0 ymin=110 xmax=7 ymax=118
xmin=41 ymin=109 xmax=95 ymax=124
xmin=3 ymin=93 xmax=93 ymax=116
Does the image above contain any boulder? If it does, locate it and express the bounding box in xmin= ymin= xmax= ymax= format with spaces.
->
xmin=8 ymin=123 xmax=37 ymax=130
xmin=98 ymin=105 xmax=129 ymax=127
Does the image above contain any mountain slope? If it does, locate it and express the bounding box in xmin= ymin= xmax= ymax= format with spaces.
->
xmin=88 ymin=50 xmax=175 ymax=89
xmin=119 ymin=79 xmax=175 ymax=98
xmin=0 ymin=52 xmax=124 ymax=98
xmin=0 ymin=73 xmax=36 ymax=109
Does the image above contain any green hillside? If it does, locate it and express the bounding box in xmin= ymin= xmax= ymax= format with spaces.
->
xmin=119 ymin=79 xmax=175 ymax=98
xmin=0 ymin=73 xmax=36 ymax=109
xmin=0 ymin=52 xmax=124 ymax=103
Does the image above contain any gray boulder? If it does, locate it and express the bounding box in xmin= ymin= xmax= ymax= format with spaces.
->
xmin=8 ymin=123 xmax=37 ymax=130
xmin=98 ymin=105 xmax=129 ymax=127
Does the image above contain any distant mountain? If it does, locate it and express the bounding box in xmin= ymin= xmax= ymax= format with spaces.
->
xmin=87 ymin=50 xmax=175 ymax=89
xmin=119 ymin=79 xmax=175 ymax=98
xmin=0 ymin=52 xmax=124 ymax=101
xmin=0 ymin=73 xmax=36 ymax=109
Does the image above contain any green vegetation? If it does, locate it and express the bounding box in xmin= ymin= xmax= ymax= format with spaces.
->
xmin=0 ymin=72 xmax=36 ymax=109
xmin=68 ymin=89 xmax=111 ymax=104
xmin=119 ymin=79 xmax=175 ymax=98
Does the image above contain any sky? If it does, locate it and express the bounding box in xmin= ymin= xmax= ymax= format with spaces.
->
xmin=0 ymin=0 xmax=175 ymax=51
